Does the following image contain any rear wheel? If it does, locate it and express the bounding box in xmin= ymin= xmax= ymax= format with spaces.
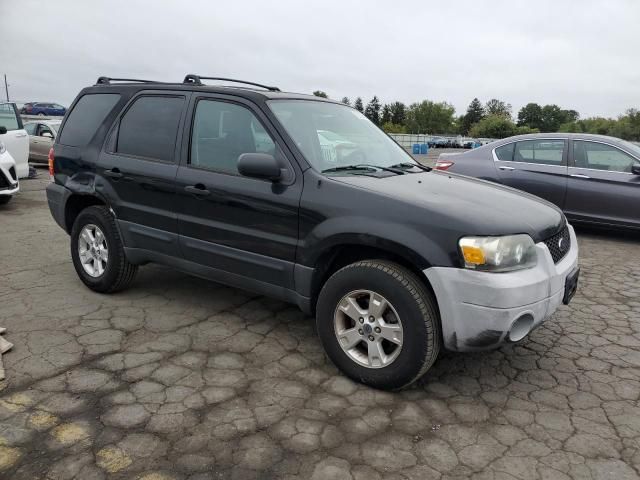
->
xmin=70 ymin=206 xmax=137 ymax=293
xmin=316 ymin=260 xmax=441 ymax=390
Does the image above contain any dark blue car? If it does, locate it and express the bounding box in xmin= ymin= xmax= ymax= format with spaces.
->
xmin=20 ymin=102 xmax=66 ymax=116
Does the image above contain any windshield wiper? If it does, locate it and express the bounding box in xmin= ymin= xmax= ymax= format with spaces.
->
xmin=322 ymin=164 xmax=406 ymax=175
xmin=389 ymin=162 xmax=432 ymax=172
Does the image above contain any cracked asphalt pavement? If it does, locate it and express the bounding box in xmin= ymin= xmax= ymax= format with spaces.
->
xmin=1 ymin=172 xmax=640 ymax=479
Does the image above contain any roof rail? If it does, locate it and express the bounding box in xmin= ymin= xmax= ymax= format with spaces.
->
xmin=96 ymin=76 xmax=159 ymax=85
xmin=183 ymin=74 xmax=280 ymax=92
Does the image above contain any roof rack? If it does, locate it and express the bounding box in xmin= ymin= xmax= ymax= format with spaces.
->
xmin=183 ymin=74 xmax=280 ymax=92
xmin=96 ymin=77 xmax=159 ymax=85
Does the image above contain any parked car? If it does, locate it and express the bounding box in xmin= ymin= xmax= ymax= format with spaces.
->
xmin=46 ymin=75 xmax=579 ymax=390
xmin=0 ymin=102 xmax=29 ymax=178
xmin=437 ymin=133 xmax=640 ymax=230
xmin=0 ymin=139 xmax=19 ymax=204
xmin=20 ymin=102 xmax=67 ymax=116
xmin=24 ymin=120 xmax=62 ymax=164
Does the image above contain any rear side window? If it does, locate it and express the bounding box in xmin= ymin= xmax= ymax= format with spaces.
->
xmin=494 ymin=143 xmax=514 ymax=161
xmin=0 ymin=103 xmax=20 ymax=131
xmin=514 ymin=140 xmax=565 ymax=165
xmin=58 ymin=94 xmax=120 ymax=146
xmin=116 ymin=96 xmax=184 ymax=162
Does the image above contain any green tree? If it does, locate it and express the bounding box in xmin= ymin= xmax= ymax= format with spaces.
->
xmin=364 ymin=96 xmax=381 ymax=125
xmin=313 ymin=90 xmax=328 ymax=98
xmin=380 ymin=104 xmax=392 ymax=125
xmin=354 ymin=97 xmax=364 ymax=113
xmin=469 ymin=114 xmax=519 ymax=138
xmin=340 ymin=97 xmax=350 ymax=106
xmin=461 ymin=98 xmax=485 ymax=134
xmin=390 ymin=101 xmax=406 ymax=125
xmin=485 ymin=98 xmax=512 ymax=118
xmin=382 ymin=122 xmax=406 ymax=134
xmin=517 ymin=103 xmax=543 ymax=129
xmin=404 ymin=101 xmax=456 ymax=134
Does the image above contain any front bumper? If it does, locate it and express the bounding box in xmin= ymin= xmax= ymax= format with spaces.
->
xmin=0 ymin=160 xmax=19 ymax=196
xmin=424 ymin=225 xmax=579 ymax=351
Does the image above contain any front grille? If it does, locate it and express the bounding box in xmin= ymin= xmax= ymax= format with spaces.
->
xmin=544 ymin=226 xmax=571 ymax=264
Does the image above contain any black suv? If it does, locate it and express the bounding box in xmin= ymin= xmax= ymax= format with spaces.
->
xmin=46 ymin=75 xmax=579 ymax=390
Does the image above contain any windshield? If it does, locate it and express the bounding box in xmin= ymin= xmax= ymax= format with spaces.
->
xmin=620 ymin=139 xmax=640 ymax=158
xmin=268 ymin=100 xmax=416 ymax=173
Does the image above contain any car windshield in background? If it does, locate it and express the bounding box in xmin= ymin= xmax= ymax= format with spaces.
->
xmin=268 ymin=100 xmax=416 ymax=173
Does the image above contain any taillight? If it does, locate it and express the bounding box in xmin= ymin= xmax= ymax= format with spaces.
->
xmin=435 ymin=160 xmax=454 ymax=170
xmin=48 ymin=147 xmax=55 ymax=180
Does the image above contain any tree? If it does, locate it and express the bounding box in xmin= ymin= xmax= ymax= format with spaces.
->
xmin=485 ymin=98 xmax=512 ymax=118
xmin=404 ymin=101 xmax=456 ymax=134
xmin=313 ymin=90 xmax=328 ymax=98
xmin=517 ymin=103 xmax=543 ymax=129
xmin=389 ymin=101 xmax=406 ymax=125
xmin=461 ymin=98 xmax=485 ymax=134
xmin=469 ymin=114 xmax=519 ymax=139
xmin=354 ymin=97 xmax=364 ymax=113
xmin=364 ymin=96 xmax=381 ymax=125
xmin=340 ymin=97 xmax=351 ymax=106
xmin=380 ymin=104 xmax=392 ymax=125
xmin=382 ymin=122 xmax=406 ymax=134
xmin=540 ymin=104 xmax=567 ymax=132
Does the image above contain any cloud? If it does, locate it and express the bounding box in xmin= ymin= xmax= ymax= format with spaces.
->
xmin=1 ymin=0 xmax=638 ymax=117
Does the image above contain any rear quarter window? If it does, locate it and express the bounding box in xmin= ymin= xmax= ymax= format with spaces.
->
xmin=58 ymin=93 xmax=121 ymax=147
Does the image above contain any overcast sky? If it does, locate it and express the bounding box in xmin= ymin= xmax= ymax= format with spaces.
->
xmin=1 ymin=0 xmax=638 ymax=118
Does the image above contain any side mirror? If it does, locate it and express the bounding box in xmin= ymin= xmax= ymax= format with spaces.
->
xmin=632 ymin=164 xmax=640 ymax=176
xmin=237 ymin=153 xmax=282 ymax=181
xmin=42 ymin=131 xmax=54 ymax=139
xmin=0 ymin=127 xmax=6 ymax=135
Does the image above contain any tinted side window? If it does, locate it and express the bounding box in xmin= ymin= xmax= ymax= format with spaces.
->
xmin=116 ymin=96 xmax=184 ymax=162
xmin=0 ymin=103 xmax=20 ymax=131
xmin=58 ymin=94 xmax=121 ymax=146
xmin=190 ymin=100 xmax=276 ymax=174
xmin=573 ymin=140 xmax=638 ymax=173
xmin=494 ymin=143 xmax=514 ymax=161
xmin=514 ymin=140 xmax=564 ymax=165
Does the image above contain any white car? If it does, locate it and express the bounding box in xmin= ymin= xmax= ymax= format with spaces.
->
xmin=0 ymin=102 xmax=29 ymax=179
xmin=0 ymin=141 xmax=19 ymax=204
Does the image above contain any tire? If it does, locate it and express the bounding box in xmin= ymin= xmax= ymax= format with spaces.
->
xmin=38 ymin=112 xmax=45 ymax=117
xmin=70 ymin=205 xmax=137 ymax=293
xmin=0 ymin=195 xmax=11 ymax=205
xmin=316 ymin=260 xmax=441 ymax=390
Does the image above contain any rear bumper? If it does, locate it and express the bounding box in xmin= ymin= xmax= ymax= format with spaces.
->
xmin=424 ymin=225 xmax=579 ymax=351
xmin=46 ymin=182 xmax=70 ymax=231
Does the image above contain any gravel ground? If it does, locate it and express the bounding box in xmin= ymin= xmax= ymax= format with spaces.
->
xmin=1 ymin=170 xmax=640 ymax=479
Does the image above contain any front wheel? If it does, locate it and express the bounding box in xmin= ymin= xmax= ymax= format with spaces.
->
xmin=316 ymin=260 xmax=441 ymax=390
xmin=70 ymin=205 xmax=137 ymax=293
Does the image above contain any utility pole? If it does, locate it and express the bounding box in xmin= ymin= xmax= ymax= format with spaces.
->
xmin=3 ymin=75 xmax=8 ymax=102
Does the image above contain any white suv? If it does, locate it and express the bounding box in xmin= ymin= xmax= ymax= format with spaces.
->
xmin=0 ymin=102 xmax=29 ymax=179
xmin=0 ymin=140 xmax=18 ymax=204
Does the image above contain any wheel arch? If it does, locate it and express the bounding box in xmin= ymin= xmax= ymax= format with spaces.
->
xmin=64 ymin=194 xmax=107 ymax=233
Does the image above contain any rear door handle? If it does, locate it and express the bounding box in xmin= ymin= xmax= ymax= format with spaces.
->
xmin=498 ymin=166 xmax=515 ymax=171
xmin=184 ymin=184 xmax=210 ymax=196
xmin=570 ymin=173 xmax=590 ymax=179
xmin=104 ymin=168 xmax=123 ymax=179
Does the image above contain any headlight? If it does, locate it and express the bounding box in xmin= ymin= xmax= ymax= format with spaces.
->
xmin=0 ymin=141 xmax=5 ymax=155
xmin=459 ymin=234 xmax=537 ymax=272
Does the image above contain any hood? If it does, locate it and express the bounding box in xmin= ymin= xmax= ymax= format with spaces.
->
xmin=333 ymin=170 xmax=564 ymax=242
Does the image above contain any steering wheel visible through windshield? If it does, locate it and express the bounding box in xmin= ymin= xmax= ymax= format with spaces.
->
xmin=268 ymin=100 xmax=418 ymax=174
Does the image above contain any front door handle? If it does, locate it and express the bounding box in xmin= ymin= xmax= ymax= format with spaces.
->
xmin=498 ymin=166 xmax=515 ymax=171
xmin=104 ymin=168 xmax=123 ymax=179
xmin=570 ymin=173 xmax=590 ymax=179
xmin=184 ymin=184 xmax=211 ymax=196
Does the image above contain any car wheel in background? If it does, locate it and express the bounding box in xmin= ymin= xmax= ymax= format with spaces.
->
xmin=70 ymin=205 xmax=137 ymax=293
xmin=316 ymin=260 xmax=441 ymax=390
